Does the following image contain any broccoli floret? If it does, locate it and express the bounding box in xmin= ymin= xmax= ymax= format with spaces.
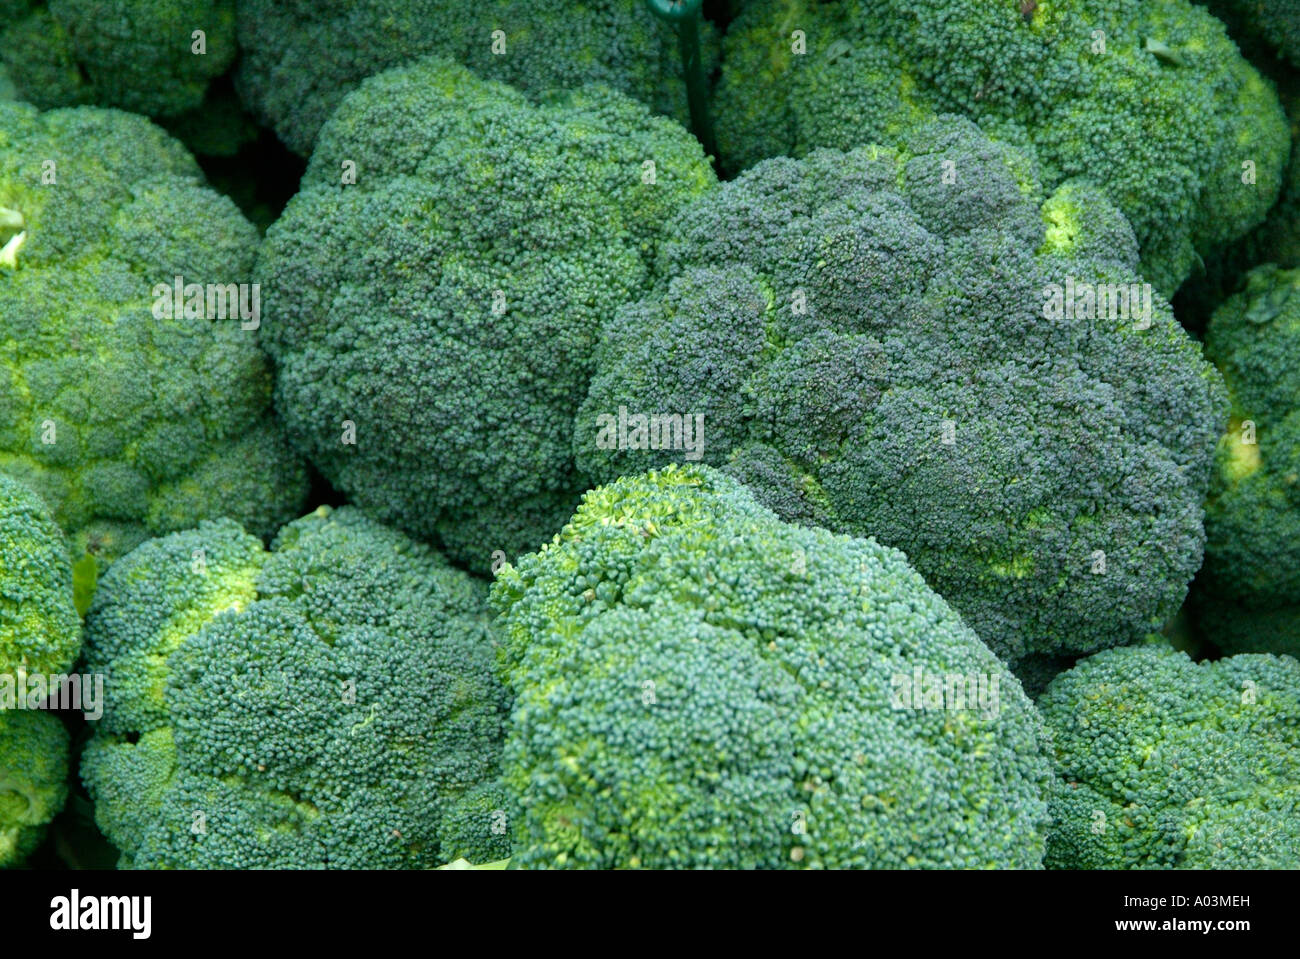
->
xmin=1038 ymin=644 xmax=1300 ymax=868
xmin=0 ymin=1 xmax=236 ymax=118
xmin=0 ymin=101 xmax=308 ymax=569
xmin=0 ymin=474 xmax=79 ymax=676
xmin=1193 ymin=264 xmax=1300 ymax=656
xmin=1208 ymin=0 xmax=1300 ymax=67
xmin=80 ymin=505 xmax=511 ymax=869
xmin=0 ymin=707 xmax=69 ymax=867
xmin=715 ymin=0 xmax=1289 ymax=293
xmin=234 ymin=0 xmax=716 ymax=157
xmin=576 ymin=119 xmax=1227 ymax=674
xmin=491 ymin=464 xmax=1052 ymax=869
xmin=259 ymin=57 xmax=715 ymax=573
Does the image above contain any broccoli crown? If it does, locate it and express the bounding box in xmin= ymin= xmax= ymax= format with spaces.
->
xmin=0 ymin=1 xmax=236 ymax=118
xmin=80 ymin=505 xmax=512 ymax=869
xmin=259 ymin=57 xmax=715 ymax=573
xmin=0 ymin=474 xmax=78 ymax=677
xmin=1194 ymin=264 xmax=1300 ymax=656
xmin=715 ymin=0 xmax=1289 ymax=293
xmin=0 ymin=101 xmax=308 ymax=568
xmin=491 ymin=464 xmax=1052 ymax=869
xmin=576 ymin=118 xmax=1227 ymax=671
xmin=1038 ymin=644 xmax=1300 ymax=868
xmin=235 ymin=0 xmax=715 ymax=156
xmin=0 ymin=707 xmax=69 ymax=867
xmin=1209 ymin=0 xmax=1300 ymax=67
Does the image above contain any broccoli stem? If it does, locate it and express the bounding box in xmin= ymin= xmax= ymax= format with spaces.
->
xmin=645 ymin=0 xmax=716 ymax=163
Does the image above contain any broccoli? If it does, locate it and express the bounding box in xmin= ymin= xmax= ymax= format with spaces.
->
xmin=0 ymin=474 xmax=79 ymax=676
xmin=0 ymin=0 xmax=236 ymax=118
xmin=576 ymin=118 xmax=1227 ymax=676
xmin=235 ymin=0 xmax=716 ymax=156
xmin=0 ymin=101 xmax=309 ymax=569
xmin=0 ymin=708 xmax=69 ymax=867
xmin=80 ymin=505 xmax=511 ymax=869
xmin=715 ymin=0 xmax=1289 ymax=294
xmin=1193 ymin=265 xmax=1300 ymax=657
xmin=258 ymin=57 xmax=715 ymax=573
xmin=1037 ymin=644 xmax=1300 ymax=869
xmin=1208 ymin=0 xmax=1300 ymax=67
xmin=491 ymin=464 xmax=1053 ymax=869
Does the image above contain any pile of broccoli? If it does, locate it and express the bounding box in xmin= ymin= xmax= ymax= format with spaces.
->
xmin=0 ymin=0 xmax=1295 ymax=874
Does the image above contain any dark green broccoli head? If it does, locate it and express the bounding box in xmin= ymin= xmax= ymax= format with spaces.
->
xmin=0 ymin=0 xmax=236 ymax=118
xmin=1038 ymin=644 xmax=1300 ymax=868
xmin=576 ymin=119 xmax=1227 ymax=673
xmin=1209 ymin=0 xmax=1300 ymax=67
xmin=491 ymin=464 xmax=1052 ymax=869
xmin=80 ymin=506 xmax=511 ymax=869
xmin=0 ymin=102 xmax=308 ymax=568
xmin=715 ymin=0 xmax=1289 ymax=293
xmin=0 ymin=707 xmax=69 ymax=867
xmin=1194 ymin=265 xmax=1300 ymax=656
xmin=235 ymin=0 xmax=715 ymax=156
xmin=259 ymin=57 xmax=715 ymax=573
xmin=0 ymin=474 xmax=79 ymax=676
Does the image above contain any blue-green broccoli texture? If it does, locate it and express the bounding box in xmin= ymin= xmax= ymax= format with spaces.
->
xmin=575 ymin=118 xmax=1227 ymax=675
xmin=490 ymin=464 xmax=1053 ymax=869
xmin=235 ymin=0 xmax=717 ymax=156
xmin=0 ymin=473 xmax=79 ymax=675
xmin=258 ymin=57 xmax=715 ymax=574
xmin=80 ymin=505 xmax=512 ymax=869
xmin=715 ymin=0 xmax=1290 ymax=293
xmin=1038 ymin=644 xmax=1300 ymax=868
xmin=0 ymin=101 xmax=309 ymax=569
xmin=1193 ymin=264 xmax=1300 ymax=656
xmin=0 ymin=707 xmax=70 ymax=867
xmin=0 ymin=1 xmax=236 ymax=118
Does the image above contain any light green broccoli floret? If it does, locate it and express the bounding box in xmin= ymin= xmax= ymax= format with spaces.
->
xmin=1194 ymin=264 xmax=1300 ymax=656
xmin=0 ymin=708 xmax=70 ymax=867
xmin=0 ymin=474 xmax=78 ymax=676
xmin=80 ymin=506 xmax=511 ymax=869
xmin=259 ymin=57 xmax=715 ymax=573
xmin=1038 ymin=644 xmax=1300 ymax=868
xmin=0 ymin=1 xmax=235 ymax=118
xmin=491 ymin=464 xmax=1053 ymax=869
xmin=0 ymin=101 xmax=308 ymax=570
xmin=576 ymin=118 xmax=1227 ymax=675
xmin=715 ymin=0 xmax=1289 ymax=294
xmin=235 ymin=0 xmax=716 ymax=156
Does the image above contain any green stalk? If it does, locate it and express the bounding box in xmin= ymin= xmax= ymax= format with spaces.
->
xmin=645 ymin=0 xmax=716 ymax=163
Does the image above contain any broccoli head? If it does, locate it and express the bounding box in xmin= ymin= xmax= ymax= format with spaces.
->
xmin=1194 ymin=264 xmax=1300 ymax=656
xmin=1038 ymin=644 xmax=1300 ymax=868
xmin=1209 ymin=0 xmax=1300 ymax=67
xmin=0 ymin=102 xmax=309 ymax=569
xmin=491 ymin=464 xmax=1052 ymax=869
xmin=235 ymin=0 xmax=716 ymax=156
xmin=0 ymin=474 xmax=79 ymax=677
xmin=715 ymin=0 xmax=1289 ymax=293
xmin=259 ymin=57 xmax=715 ymax=573
xmin=576 ymin=119 xmax=1227 ymax=674
xmin=0 ymin=1 xmax=236 ymax=118
xmin=80 ymin=505 xmax=511 ymax=869
xmin=0 ymin=707 xmax=69 ymax=867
